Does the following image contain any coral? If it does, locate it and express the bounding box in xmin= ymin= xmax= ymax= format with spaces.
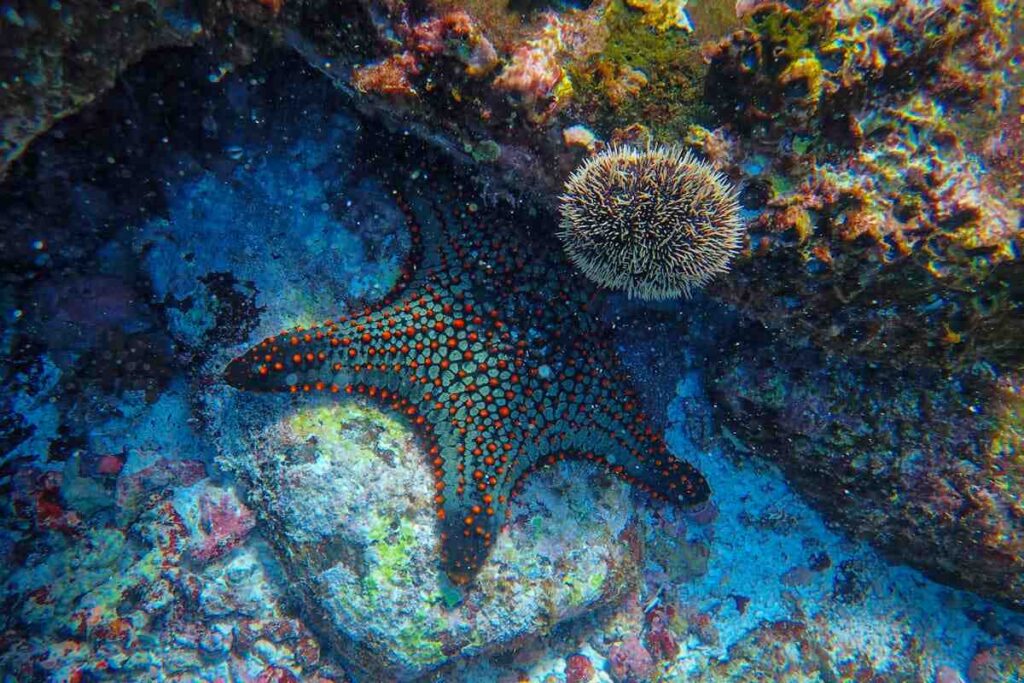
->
xmin=606 ymin=635 xmax=655 ymax=682
xmin=710 ymin=339 xmax=1024 ymax=608
xmin=0 ymin=458 xmax=318 ymax=681
xmin=563 ymin=124 xmax=600 ymax=152
xmin=190 ymin=490 xmax=256 ymax=563
xmin=352 ymin=53 xmax=423 ymax=99
xmin=643 ymin=603 xmax=679 ymax=662
xmin=226 ymin=167 xmax=708 ymax=584
xmin=624 ymin=0 xmax=693 ymax=32
xmin=698 ymin=0 xmax=1024 ymax=369
xmin=567 ymin=1 xmax=710 ymax=143
xmin=558 ymin=145 xmax=743 ymax=299
xmin=565 ymin=653 xmax=597 ymax=683
xmin=352 ymin=11 xmax=498 ymax=99
xmin=492 ymin=13 xmax=581 ymax=124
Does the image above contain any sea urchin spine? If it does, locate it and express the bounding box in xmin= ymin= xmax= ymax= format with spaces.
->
xmin=558 ymin=145 xmax=744 ymax=300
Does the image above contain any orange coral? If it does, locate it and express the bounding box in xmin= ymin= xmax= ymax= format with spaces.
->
xmin=352 ymin=53 xmax=421 ymax=98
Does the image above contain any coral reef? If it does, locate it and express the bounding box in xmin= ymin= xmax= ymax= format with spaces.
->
xmin=3 ymin=15 xmax=1023 ymax=682
xmin=3 ymin=1 xmax=1018 ymax=375
xmin=351 ymin=11 xmax=499 ymax=100
xmin=698 ymin=0 xmax=1024 ymax=369
xmin=709 ymin=337 xmax=1024 ymax=609
xmin=559 ymin=145 xmax=743 ymax=299
xmin=0 ymin=390 xmax=333 ymax=680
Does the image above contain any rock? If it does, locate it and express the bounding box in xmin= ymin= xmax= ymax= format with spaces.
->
xmin=710 ymin=341 xmax=1024 ymax=608
xmin=210 ymin=395 xmax=642 ymax=680
xmin=7 ymin=0 xmax=1016 ymax=377
xmin=700 ymin=0 xmax=1023 ymax=370
xmin=115 ymin=457 xmax=206 ymax=524
xmin=132 ymin=109 xmax=407 ymax=351
xmin=60 ymin=452 xmax=116 ymax=518
xmin=0 ymin=0 xmax=201 ymax=179
xmin=967 ymin=645 xmax=1024 ymax=683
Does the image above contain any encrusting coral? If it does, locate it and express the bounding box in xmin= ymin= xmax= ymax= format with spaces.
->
xmin=226 ymin=168 xmax=709 ymax=585
xmin=558 ymin=145 xmax=743 ymax=299
xmin=698 ymin=0 xmax=1024 ymax=370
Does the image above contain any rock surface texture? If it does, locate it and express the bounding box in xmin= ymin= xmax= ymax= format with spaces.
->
xmin=211 ymin=395 xmax=642 ymax=681
xmin=710 ymin=342 xmax=1024 ymax=609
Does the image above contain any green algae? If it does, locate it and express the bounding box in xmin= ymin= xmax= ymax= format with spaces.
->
xmin=564 ymin=574 xmax=587 ymax=606
xmin=567 ymin=0 xmax=710 ymax=141
xmin=464 ymin=139 xmax=501 ymax=163
xmin=368 ymin=513 xmax=418 ymax=586
xmin=438 ymin=582 xmax=463 ymax=609
xmin=748 ymin=5 xmax=824 ymax=62
xmin=287 ymin=401 xmax=411 ymax=469
xmin=396 ymin=623 xmax=445 ymax=665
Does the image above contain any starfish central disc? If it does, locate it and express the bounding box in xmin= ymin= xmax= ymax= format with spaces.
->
xmin=226 ymin=173 xmax=710 ymax=584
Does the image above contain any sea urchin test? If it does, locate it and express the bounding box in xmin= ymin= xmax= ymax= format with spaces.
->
xmin=559 ymin=145 xmax=744 ymax=299
xmin=225 ymin=175 xmax=710 ymax=585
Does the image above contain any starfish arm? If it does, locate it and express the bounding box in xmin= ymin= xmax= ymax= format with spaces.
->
xmin=225 ymin=176 xmax=710 ymax=586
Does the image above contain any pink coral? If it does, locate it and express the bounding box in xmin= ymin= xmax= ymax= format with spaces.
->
xmin=191 ymin=490 xmax=256 ymax=562
xmin=407 ymin=11 xmax=498 ymax=77
xmin=493 ymin=13 xmax=571 ymax=123
xmin=352 ymin=53 xmax=421 ymax=98
xmin=607 ymin=636 xmax=655 ymax=683
xmin=565 ymin=653 xmax=596 ymax=683
xmin=352 ymin=11 xmax=498 ymax=98
xmin=644 ymin=604 xmax=679 ymax=662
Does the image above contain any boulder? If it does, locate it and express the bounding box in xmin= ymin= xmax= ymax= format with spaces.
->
xmin=209 ymin=392 xmax=642 ymax=680
xmin=710 ymin=342 xmax=1024 ymax=609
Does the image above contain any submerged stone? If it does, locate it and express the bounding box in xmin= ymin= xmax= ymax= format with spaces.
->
xmin=212 ymin=395 xmax=641 ymax=680
xmin=710 ymin=342 xmax=1024 ymax=609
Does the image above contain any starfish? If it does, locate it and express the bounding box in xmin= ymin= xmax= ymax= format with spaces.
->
xmin=226 ymin=172 xmax=710 ymax=584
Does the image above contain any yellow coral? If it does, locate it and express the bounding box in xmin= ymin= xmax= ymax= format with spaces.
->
xmin=778 ymin=53 xmax=824 ymax=107
xmin=624 ymin=0 xmax=692 ymax=32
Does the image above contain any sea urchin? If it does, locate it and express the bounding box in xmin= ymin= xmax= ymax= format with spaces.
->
xmin=558 ymin=145 xmax=743 ymax=299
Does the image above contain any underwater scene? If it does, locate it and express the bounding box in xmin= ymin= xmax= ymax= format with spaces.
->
xmin=1 ymin=0 xmax=1022 ymax=681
